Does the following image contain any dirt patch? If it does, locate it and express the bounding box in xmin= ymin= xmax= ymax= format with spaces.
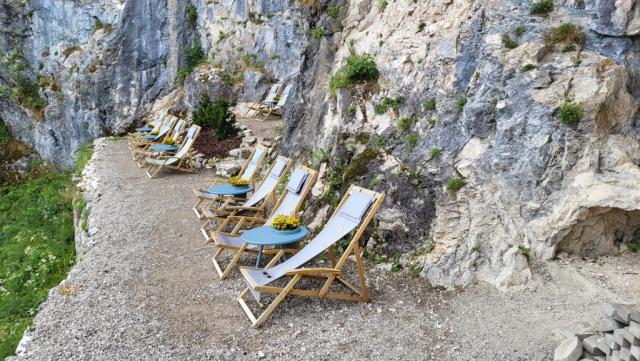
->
xmin=193 ymin=129 xmax=241 ymax=158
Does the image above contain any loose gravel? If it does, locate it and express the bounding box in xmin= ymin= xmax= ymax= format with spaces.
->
xmin=8 ymin=139 xmax=640 ymax=360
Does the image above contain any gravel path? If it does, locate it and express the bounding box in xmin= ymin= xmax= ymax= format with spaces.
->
xmin=9 ymin=139 xmax=640 ymax=360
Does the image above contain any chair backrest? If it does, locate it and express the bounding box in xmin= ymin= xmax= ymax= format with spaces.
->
xmin=174 ymin=125 xmax=201 ymax=159
xmin=262 ymin=83 xmax=282 ymax=105
xmin=265 ymin=166 xmax=317 ymax=226
xmin=167 ymin=118 xmax=186 ymax=140
xmin=154 ymin=116 xmax=177 ymax=140
xmin=275 ymin=84 xmax=292 ymax=107
xmin=243 ymin=156 xmax=292 ymax=208
xmin=257 ymin=186 xmax=383 ymax=283
xmin=239 ymin=146 xmax=267 ymax=181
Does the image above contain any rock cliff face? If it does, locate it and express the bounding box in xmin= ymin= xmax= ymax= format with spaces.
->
xmin=1 ymin=0 xmax=639 ymax=289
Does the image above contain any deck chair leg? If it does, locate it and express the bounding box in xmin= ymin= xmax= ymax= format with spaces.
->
xmin=218 ymin=243 xmax=247 ymax=280
xmin=146 ymin=164 xmax=163 ymax=178
xmin=319 ymin=274 xmax=336 ymax=297
xmin=264 ymin=250 xmax=286 ymax=268
xmin=193 ymin=197 xmax=204 ymax=218
xmin=354 ymin=246 xmax=369 ymax=300
xmin=253 ymin=274 xmax=302 ymax=327
xmin=211 ymin=248 xmax=225 ymax=277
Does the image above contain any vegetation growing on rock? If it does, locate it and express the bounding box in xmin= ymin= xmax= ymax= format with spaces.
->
xmin=557 ymin=99 xmax=583 ymax=125
xmin=186 ymin=4 xmax=198 ymax=28
xmin=543 ymin=23 xmax=586 ymax=47
xmin=446 ymin=177 xmax=466 ymax=193
xmin=329 ymin=53 xmax=379 ymax=94
xmin=192 ymin=94 xmax=238 ymax=140
xmin=530 ymin=0 xmax=554 ymax=15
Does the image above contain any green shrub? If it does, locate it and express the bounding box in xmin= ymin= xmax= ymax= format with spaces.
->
xmin=561 ymin=44 xmax=576 ymax=53
xmin=521 ymin=64 xmax=537 ymax=72
xmin=374 ymin=135 xmax=385 ymax=148
xmin=329 ymin=53 xmax=379 ymax=93
xmin=186 ymin=4 xmax=198 ymax=28
xmin=192 ymin=94 xmax=238 ymax=140
xmin=374 ymin=96 xmax=403 ymax=114
xmin=518 ymin=244 xmax=531 ymax=260
xmin=557 ymin=100 xmax=583 ymax=125
xmin=406 ymin=133 xmax=419 ymax=149
xmin=627 ymin=241 xmax=638 ymax=253
xmin=513 ymin=26 xmax=526 ymax=37
xmin=530 ymin=0 xmax=553 ymax=15
xmin=456 ymin=96 xmax=467 ymax=112
xmin=311 ymin=27 xmax=326 ymax=39
xmin=502 ymin=34 xmax=518 ymax=49
xmin=397 ymin=117 xmax=412 ymax=132
xmin=178 ymin=43 xmax=206 ymax=81
xmin=0 ymin=120 xmax=10 ymax=146
xmin=427 ymin=117 xmax=436 ymax=126
xmin=425 ymin=98 xmax=436 ymax=111
xmin=94 ymin=18 xmax=104 ymax=31
xmin=446 ymin=177 xmax=465 ymax=193
xmin=430 ymin=148 xmax=442 ymax=159
xmin=543 ymin=23 xmax=586 ymax=47
xmin=327 ymin=6 xmax=340 ymax=18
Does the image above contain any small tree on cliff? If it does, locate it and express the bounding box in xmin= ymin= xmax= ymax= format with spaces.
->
xmin=192 ymin=94 xmax=238 ymax=140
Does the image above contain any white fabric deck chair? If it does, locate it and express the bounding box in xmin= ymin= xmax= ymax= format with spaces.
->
xmin=200 ymin=156 xmax=292 ymax=234
xmin=237 ymin=185 xmax=385 ymax=327
xmin=129 ymin=115 xmax=177 ymax=156
xmin=144 ymin=125 xmax=201 ymax=178
xmin=261 ymin=84 xmax=292 ymax=119
xmin=192 ymin=146 xmax=268 ymax=219
xmin=209 ymin=166 xmax=318 ymax=279
xmin=128 ymin=110 xmax=169 ymax=143
xmin=246 ymin=83 xmax=282 ymax=117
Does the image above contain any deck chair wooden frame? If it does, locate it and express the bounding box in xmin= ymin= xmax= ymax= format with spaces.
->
xmin=133 ymin=118 xmax=188 ymax=164
xmin=237 ymin=185 xmax=385 ymax=327
xmin=209 ymin=166 xmax=318 ymax=279
xmin=246 ymin=83 xmax=282 ymax=118
xmin=144 ymin=125 xmax=201 ymax=178
xmin=259 ymin=84 xmax=292 ymax=120
xmin=129 ymin=115 xmax=178 ymax=155
xmin=127 ymin=109 xmax=169 ymax=144
xmin=200 ymin=156 xmax=292 ymax=234
xmin=192 ymin=146 xmax=268 ymax=219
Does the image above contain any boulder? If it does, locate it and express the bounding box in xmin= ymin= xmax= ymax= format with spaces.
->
xmin=554 ymin=337 xmax=583 ymax=361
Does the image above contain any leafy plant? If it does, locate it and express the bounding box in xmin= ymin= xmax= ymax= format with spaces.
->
xmin=311 ymin=27 xmax=326 ymax=39
xmin=417 ymin=21 xmax=426 ymax=33
xmin=327 ymin=6 xmax=340 ymax=18
xmin=446 ymin=177 xmax=465 ymax=193
xmin=73 ymin=143 xmax=94 ymax=176
xmin=561 ymin=44 xmax=576 ymax=53
xmin=271 ymin=215 xmax=301 ymax=231
xmin=192 ymin=94 xmax=239 ymax=140
xmin=410 ymin=263 xmax=422 ymax=278
xmin=406 ymin=133 xmax=419 ymax=150
xmin=518 ymin=244 xmax=531 ymax=260
xmin=396 ymin=117 xmax=412 ymax=132
xmin=94 ymin=18 xmax=104 ymax=31
xmin=543 ymin=23 xmax=586 ymax=47
xmin=378 ymin=0 xmax=388 ymax=12
xmin=186 ymin=4 xmax=198 ymax=28
xmin=521 ymin=64 xmax=537 ymax=72
xmin=471 ymin=243 xmax=480 ymax=253
xmin=513 ymin=26 xmax=526 ymax=37
xmin=530 ymin=0 xmax=554 ymax=15
xmin=456 ymin=96 xmax=467 ymax=112
xmin=425 ymin=98 xmax=436 ymax=111
xmin=427 ymin=117 xmax=436 ymax=126
xmin=178 ymin=43 xmax=205 ymax=81
xmin=502 ymin=33 xmax=518 ymax=49
xmin=557 ymin=99 xmax=583 ymax=125
xmin=390 ymin=252 xmax=402 ymax=272
xmin=430 ymin=148 xmax=442 ymax=159
xmin=329 ymin=53 xmax=379 ymax=94
xmin=374 ymin=135 xmax=385 ymax=148
xmin=374 ymin=96 xmax=404 ymax=114
xmin=628 ymin=241 xmax=638 ymax=253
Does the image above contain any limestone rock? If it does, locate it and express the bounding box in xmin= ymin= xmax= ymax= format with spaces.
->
xmin=554 ymin=337 xmax=583 ymax=361
xmin=214 ymin=158 xmax=243 ymax=177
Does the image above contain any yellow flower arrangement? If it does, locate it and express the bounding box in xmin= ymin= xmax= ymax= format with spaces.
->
xmin=229 ymin=176 xmax=250 ymax=187
xmin=271 ymin=215 xmax=301 ymax=231
xmin=162 ymin=138 xmax=177 ymax=145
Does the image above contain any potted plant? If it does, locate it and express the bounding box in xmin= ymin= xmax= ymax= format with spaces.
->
xmin=229 ymin=176 xmax=250 ymax=188
xmin=162 ymin=138 xmax=177 ymax=145
xmin=271 ymin=215 xmax=301 ymax=234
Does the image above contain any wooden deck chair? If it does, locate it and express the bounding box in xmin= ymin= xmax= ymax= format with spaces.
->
xmin=237 ymin=185 xmax=385 ymax=327
xmin=127 ymin=110 xmax=170 ymax=146
xmin=144 ymin=125 xmax=201 ymax=178
xmin=209 ymin=166 xmax=318 ymax=279
xmin=133 ymin=109 xmax=169 ymax=133
xmin=192 ymin=146 xmax=268 ymax=219
xmin=246 ymin=83 xmax=282 ymax=117
xmin=129 ymin=115 xmax=177 ymax=154
xmin=200 ymin=156 xmax=292 ymax=233
xmin=133 ymin=118 xmax=187 ymax=163
xmin=260 ymin=84 xmax=292 ymax=119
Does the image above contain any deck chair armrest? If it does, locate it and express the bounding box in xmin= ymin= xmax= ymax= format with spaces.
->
xmin=225 ymin=215 xmax=267 ymax=223
xmin=225 ymin=205 xmax=262 ymax=212
xmin=285 ymin=268 xmax=341 ymax=276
